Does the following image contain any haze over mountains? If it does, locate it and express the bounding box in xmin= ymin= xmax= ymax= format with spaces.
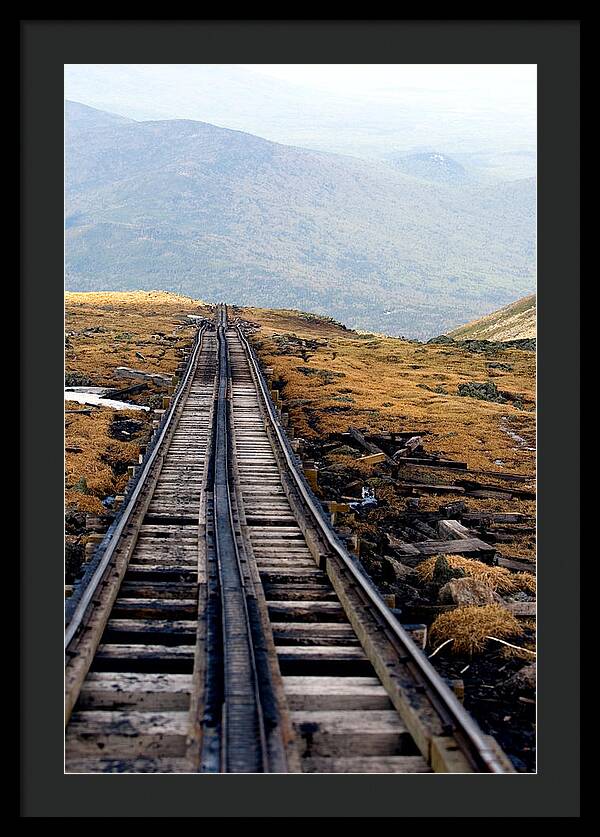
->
xmin=64 ymin=64 xmax=537 ymax=181
xmin=65 ymin=100 xmax=536 ymax=338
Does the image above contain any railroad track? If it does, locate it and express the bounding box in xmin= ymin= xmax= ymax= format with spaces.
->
xmin=65 ymin=305 xmax=514 ymax=774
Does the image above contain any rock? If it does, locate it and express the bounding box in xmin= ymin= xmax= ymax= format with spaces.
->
xmin=457 ymin=381 xmax=507 ymax=403
xmin=432 ymin=555 xmax=466 ymax=586
xmin=383 ymin=557 xmax=417 ymax=582
xmin=329 ymin=445 xmax=361 ymax=458
xmin=65 ymin=371 xmax=94 ymax=387
xmin=438 ymin=577 xmax=503 ymax=606
xmin=427 ymin=335 xmax=455 ymax=344
xmin=501 ymin=663 xmax=536 ymax=695
xmin=488 ymin=362 xmax=513 ymax=371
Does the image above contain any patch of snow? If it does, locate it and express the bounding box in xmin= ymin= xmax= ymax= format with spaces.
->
xmin=65 ymin=386 xmax=108 ymax=395
xmin=64 ymin=390 xmax=150 ymax=412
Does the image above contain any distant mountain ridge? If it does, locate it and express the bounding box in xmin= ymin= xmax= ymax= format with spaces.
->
xmin=386 ymin=151 xmax=470 ymax=184
xmin=65 ymin=101 xmax=536 ymax=338
xmin=448 ymin=294 xmax=536 ymax=341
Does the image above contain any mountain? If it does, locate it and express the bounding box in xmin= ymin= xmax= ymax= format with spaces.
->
xmin=448 ymin=294 xmax=536 ymax=341
xmin=386 ymin=151 xmax=470 ymax=184
xmin=65 ymin=102 xmax=536 ymax=338
xmin=65 ymin=100 xmax=134 ymax=134
xmin=64 ymin=65 xmax=537 ymax=177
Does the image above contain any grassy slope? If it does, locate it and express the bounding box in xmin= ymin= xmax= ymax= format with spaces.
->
xmin=240 ymin=306 xmax=535 ymax=474
xmin=240 ymin=305 xmax=536 ymax=563
xmin=448 ymin=294 xmax=536 ymax=341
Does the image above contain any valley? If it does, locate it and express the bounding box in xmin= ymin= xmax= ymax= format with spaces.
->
xmin=65 ymin=102 xmax=535 ymax=338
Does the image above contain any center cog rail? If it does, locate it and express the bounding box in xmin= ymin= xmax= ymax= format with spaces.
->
xmin=200 ymin=306 xmax=288 ymax=772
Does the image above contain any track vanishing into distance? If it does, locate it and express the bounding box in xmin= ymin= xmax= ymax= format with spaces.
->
xmin=65 ymin=306 xmax=514 ymax=774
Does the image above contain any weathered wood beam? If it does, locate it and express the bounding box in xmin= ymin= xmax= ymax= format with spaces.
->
xmin=347 ymin=426 xmax=393 ymax=463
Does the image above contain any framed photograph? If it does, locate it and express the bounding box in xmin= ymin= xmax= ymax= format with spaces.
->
xmin=21 ymin=19 xmax=579 ymax=818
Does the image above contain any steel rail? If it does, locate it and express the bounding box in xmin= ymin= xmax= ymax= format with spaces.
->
xmin=236 ymin=323 xmax=505 ymax=774
xmin=64 ymin=324 xmax=208 ymax=652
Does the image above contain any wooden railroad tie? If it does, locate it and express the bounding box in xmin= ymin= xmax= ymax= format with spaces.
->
xmin=325 ymin=500 xmax=352 ymax=525
xmin=303 ymin=460 xmax=319 ymax=491
xmin=358 ymin=452 xmax=387 ymax=466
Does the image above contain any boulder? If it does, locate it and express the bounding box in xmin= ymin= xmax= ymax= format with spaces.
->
xmin=438 ymin=577 xmax=503 ymax=606
xmin=501 ymin=663 xmax=536 ymax=695
xmin=384 ymin=557 xmax=418 ymax=582
xmin=432 ymin=555 xmax=467 ymax=586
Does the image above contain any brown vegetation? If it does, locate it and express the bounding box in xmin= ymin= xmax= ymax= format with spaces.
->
xmin=429 ymin=605 xmax=523 ymax=656
xmin=65 ymin=291 xmax=210 ymax=516
xmin=416 ymin=554 xmax=536 ymax=595
xmin=238 ymin=305 xmax=535 ymax=476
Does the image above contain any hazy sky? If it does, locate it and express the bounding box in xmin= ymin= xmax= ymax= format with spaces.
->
xmin=241 ymin=63 xmax=536 ymax=105
xmin=65 ymin=63 xmax=537 ymax=167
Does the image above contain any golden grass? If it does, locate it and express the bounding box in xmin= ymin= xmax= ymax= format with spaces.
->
xmin=238 ymin=305 xmax=536 ymax=475
xmin=416 ymin=554 xmax=535 ymax=595
xmin=238 ymin=305 xmax=536 ymax=563
xmin=65 ymin=290 xmax=211 ymax=388
xmin=65 ymin=291 xmax=210 ymax=515
xmin=429 ymin=604 xmax=523 ymax=656
xmin=65 ymin=405 xmax=143 ymax=514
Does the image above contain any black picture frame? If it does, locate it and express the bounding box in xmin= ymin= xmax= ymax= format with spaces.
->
xmin=21 ymin=19 xmax=580 ymax=818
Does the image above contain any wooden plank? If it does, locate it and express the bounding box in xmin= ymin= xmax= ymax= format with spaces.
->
xmin=291 ymin=710 xmax=412 ymax=757
xmin=392 ymin=537 xmax=496 ymax=563
xmin=272 ymin=622 xmax=358 ymax=646
xmin=438 ymin=519 xmax=472 ymax=540
xmin=504 ymin=601 xmax=536 ymax=617
xmin=111 ymin=598 xmax=197 ymax=619
xmin=262 ymin=583 xmax=337 ymax=601
xmin=277 ymin=645 xmax=367 ymax=661
xmin=462 ymin=512 xmax=530 ymax=524
xmin=78 ymin=673 xmax=192 ymax=710
xmin=105 ymin=619 xmax=197 ymax=640
xmin=93 ymin=643 xmax=194 ymax=663
xmin=267 ymin=600 xmax=346 ymax=622
xmin=66 ymin=757 xmax=192 ymax=774
xmin=348 ymin=426 xmax=392 ymax=461
xmin=118 ymin=582 xmax=197 ymax=599
xmin=454 ymin=468 xmax=534 ymax=482
xmin=259 ymin=568 xmax=327 ymax=583
xmin=66 ymin=710 xmax=189 ymax=757
xmin=358 ymin=452 xmax=387 ymax=466
xmin=302 ymin=756 xmax=431 ymax=773
xmin=401 ymin=458 xmax=468 ymax=470
xmin=397 ymin=482 xmax=466 ymax=495
xmin=466 ymin=489 xmax=513 ymax=500
xmin=283 ymin=676 xmax=391 ymax=710
xmin=497 ymin=556 xmax=536 ymax=574
xmin=456 ymin=479 xmax=535 ymax=499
